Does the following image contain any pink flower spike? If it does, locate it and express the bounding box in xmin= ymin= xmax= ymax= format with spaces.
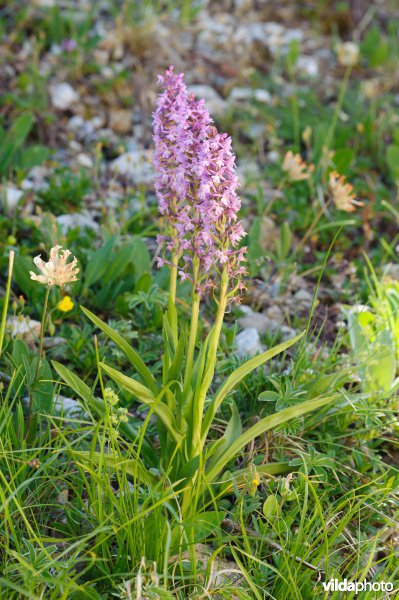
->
xmin=153 ymin=67 xmax=246 ymax=301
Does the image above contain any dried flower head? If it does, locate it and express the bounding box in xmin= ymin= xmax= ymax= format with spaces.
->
xmin=336 ymin=41 xmax=359 ymax=67
xmin=329 ymin=171 xmax=363 ymax=213
xmin=282 ymin=151 xmax=310 ymax=181
xmin=153 ymin=66 xmax=246 ymax=299
xmin=30 ymin=245 xmax=79 ymax=287
xmin=360 ymin=78 xmax=379 ymax=100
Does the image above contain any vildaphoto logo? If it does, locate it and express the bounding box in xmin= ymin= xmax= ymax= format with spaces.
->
xmin=321 ymin=578 xmax=393 ymax=594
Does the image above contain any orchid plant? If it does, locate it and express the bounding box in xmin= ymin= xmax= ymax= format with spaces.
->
xmin=53 ymin=67 xmax=337 ymax=519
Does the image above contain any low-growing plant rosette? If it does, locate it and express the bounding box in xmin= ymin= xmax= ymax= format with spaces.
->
xmin=53 ymin=67 xmax=338 ymax=524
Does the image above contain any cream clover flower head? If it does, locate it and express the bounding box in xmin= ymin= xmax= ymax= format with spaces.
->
xmin=282 ymin=151 xmax=310 ymax=182
xmin=329 ymin=171 xmax=364 ymax=213
xmin=336 ymin=41 xmax=359 ymax=67
xmin=30 ymin=245 xmax=79 ymax=287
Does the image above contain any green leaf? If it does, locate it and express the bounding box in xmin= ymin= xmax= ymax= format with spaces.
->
xmin=333 ymin=148 xmax=354 ymax=172
xmin=263 ymin=495 xmax=281 ymax=520
xmin=184 ymin=511 xmax=225 ymax=543
xmin=307 ymin=370 xmax=349 ymax=398
xmin=73 ymin=450 xmax=157 ymax=486
xmin=134 ymin=272 xmax=152 ymax=293
xmin=11 ymin=339 xmax=30 ymax=393
xmin=167 ymin=329 xmax=186 ymax=383
xmin=52 ymin=361 xmax=157 ymax=463
xmin=84 ymin=237 xmax=116 ymax=288
xmin=1 ymin=113 xmax=34 ymax=173
xmin=206 ymin=402 xmax=242 ymax=468
xmin=205 ymin=394 xmax=337 ymax=484
xmin=366 ymin=330 xmax=396 ymax=392
xmin=258 ymin=390 xmax=280 ymax=402
xmin=31 ymin=358 xmax=53 ymax=414
xmin=276 ymin=221 xmax=292 ymax=260
xmin=19 ymin=145 xmax=50 ymax=171
xmin=100 ymin=362 xmax=183 ymax=443
xmin=13 ymin=255 xmax=38 ymax=297
xmin=102 ymin=242 xmax=137 ymax=284
xmin=52 ymin=360 xmax=93 ymax=401
xmin=286 ymin=38 xmax=299 ymax=71
xmin=202 ymin=332 xmax=305 ymax=443
xmin=80 ymin=306 xmax=157 ymax=393
xmin=216 ymin=462 xmax=291 ymax=497
xmin=179 ymin=455 xmax=200 ymax=480
xmin=386 ymin=145 xmax=399 ymax=179
xmin=347 ymin=311 xmax=368 ymax=356
xmin=130 ymin=237 xmax=151 ymax=278
xmin=100 ymin=363 xmax=155 ymax=402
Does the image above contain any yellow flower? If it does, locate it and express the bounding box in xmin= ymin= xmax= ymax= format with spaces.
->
xmin=252 ymin=477 xmax=260 ymax=487
xmin=329 ymin=171 xmax=364 ymax=213
xmin=30 ymin=245 xmax=79 ymax=287
xmin=57 ymin=296 xmax=74 ymax=312
xmin=282 ymin=151 xmax=310 ymax=182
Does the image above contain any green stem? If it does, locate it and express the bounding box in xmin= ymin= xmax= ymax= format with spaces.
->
xmin=166 ymin=252 xmax=179 ymax=349
xmin=26 ymin=285 xmax=50 ymax=436
xmin=295 ymin=198 xmax=332 ymax=255
xmin=182 ymin=270 xmax=228 ymax=518
xmin=169 ymin=253 xmax=178 ymax=305
xmin=0 ymin=250 xmax=14 ymax=359
xmin=191 ymin=269 xmax=228 ymax=459
xmin=291 ymin=91 xmax=300 ymax=152
xmin=184 ymin=260 xmax=200 ymax=388
xmin=325 ymin=65 xmax=352 ymax=151
xmin=34 ymin=286 xmax=50 ymax=384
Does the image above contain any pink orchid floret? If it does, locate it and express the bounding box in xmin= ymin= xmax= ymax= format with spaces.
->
xmin=153 ymin=66 xmax=247 ymax=299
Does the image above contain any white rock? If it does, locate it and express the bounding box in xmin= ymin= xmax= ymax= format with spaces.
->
xmin=229 ymin=87 xmax=253 ymax=103
xmin=235 ymin=327 xmax=264 ymax=357
xmin=77 ymin=153 xmax=94 ymax=168
xmin=68 ymin=115 xmax=85 ymax=130
xmin=297 ymin=56 xmax=319 ymax=77
xmin=188 ymin=85 xmax=227 ymax=116
xmin=237 ymin=160 xmax=261 ymax=183
xmin=50 ymin=82 xmax=79 ymax=110
xmin=69 ymin=140 xmax=81 ymax=152
xmin=245 ymin=123 xmax=267 ymax=140
xmin=294 ymin=289 xmax=313 ymax=304
xmin=26 ymin=166 xmax=50 ymax=191
xmin=110 ymin=150 xmax=154 ymax=184
xmin=267 ymin=150 xmax=279 ymax=163
xmin=235 ymin=22 xmax=303 ymax=56
xmin=265 ymin=305 xmax=283 ymax=322
xmin=21 ymin=179 xmax=34 ymax=190
xmin=1 ymin=186 xmax=23 ymax=212
xmin=238 ymin=308 xmax=271 ymax=335
xmin=43 ymin=336 xmax=67 ymax=349
xmin=23 ymin=394 xmax=88 ymax=418
xmin=53 ymin=395 xmax=88 ymax=418
xmin=281 ymin=325 xmax=297 ymax=341
xmin=238 ymin=305 xmax=253 ymax=316
xmin=68 ymin=115 xmax=104 ymax=141
xmin=229 ymin=87 xmax=272 ymax=105
xmin=7 ymin=317 xmax=41 ymax=343
xmin=57 ymin=212 xmax=99 ymax=234
xmin=109 ymin=109 xmax=132 ymax=134
xmin=254 ymin=89 xmax=272 ymax=103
